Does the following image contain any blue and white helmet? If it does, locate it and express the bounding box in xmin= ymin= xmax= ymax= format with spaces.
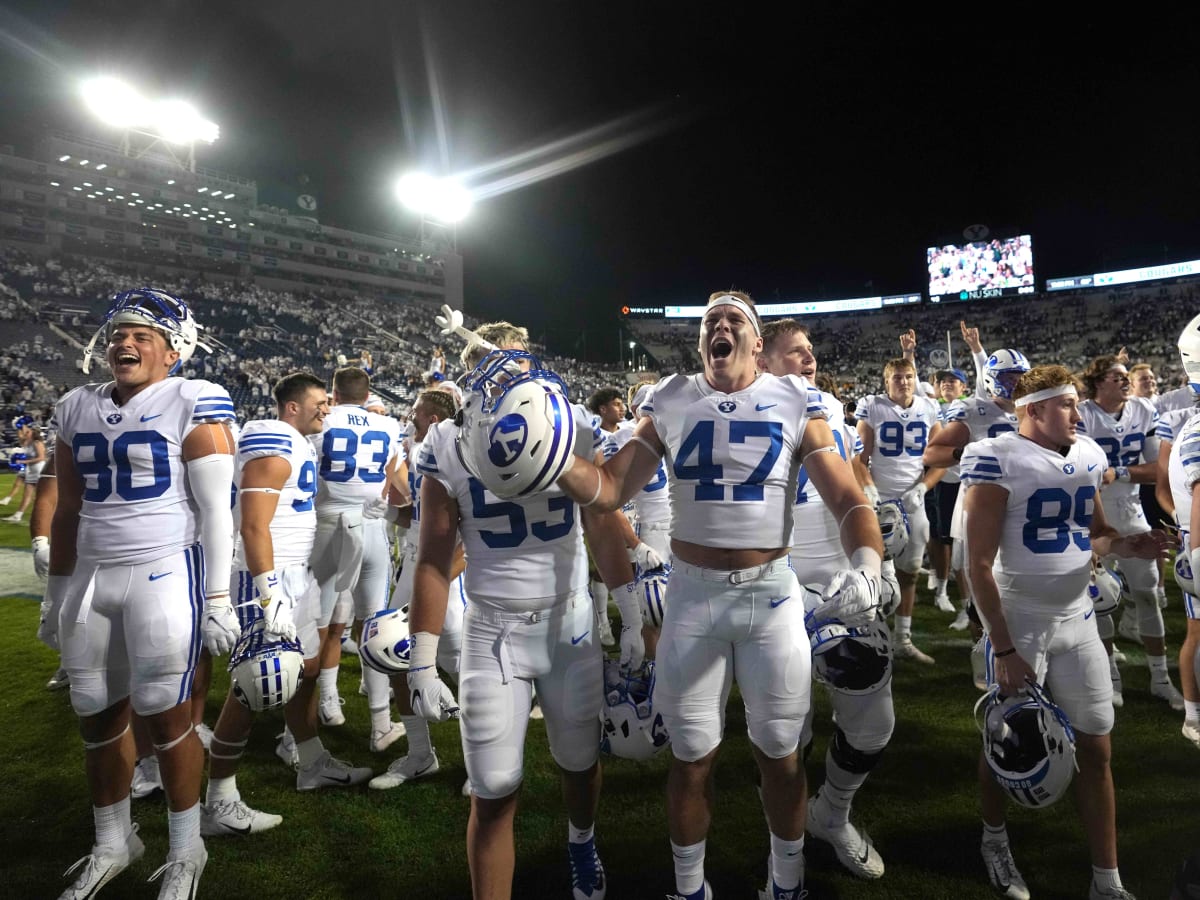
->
xmin=1178 ymin=312 xmax=1200 ymax=394
xmin=1088 ymin=563 xmax=1122 ymax=616
xmin=457 ymin=349 xmax=577 ymax=499
xmin=975 ymin=681 xmax=1077 ymax=809
xmin=359 ymin=606 xmax=412 ymax=674
xmin=983 ymin=349 xmax=1032 ymax=400
xmin=876 ymin=499 xmax=910 ymax=561
xmin=82 ymin=287 xmax=210 ymax=375
xmin=228 ymin=622 xmax=304 ymax=712
xmin=600 ymin=660 xmax=669 ymax=761
xmin=803 ymin=583 xmax=893 ymax=696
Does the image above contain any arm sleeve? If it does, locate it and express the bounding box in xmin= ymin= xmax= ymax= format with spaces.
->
xmin=187 ymin=453 xmax=236 ymax=597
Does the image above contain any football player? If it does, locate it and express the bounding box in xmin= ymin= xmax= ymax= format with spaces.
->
xmin=203 ymin=371 xmax=371 ymax=833
xmin=758 ymin=318 xmax=890 ymax=882
xmin=370 ymin=389 xmax=467 ymax=790
xmin=1078 ymin=355 xmax=1183 ymax=709
xmin=41 ymin=288 xmax=235 ymax=899
xmin=309 ymin=366 xmax=406 ymax=751
xmin=963 ymin=364 xmax=1167 ymax=900
xmin=557 ymin=292 xmax=884 ymax=900
xmin=407 ymin=321 xmax=637 ymax=900
xmin=854 ymin=354 xmax=944 ymax=664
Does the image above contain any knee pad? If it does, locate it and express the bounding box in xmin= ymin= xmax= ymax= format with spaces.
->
xmin=1133 ymin=589 xmax=1166 ymax=639
xmin=831 ymin=689 xmax=895 ymax=756
xmin=132 ymin=673 xmax=193 ymax=718
xmin=1096 ymin=614 xmax=1115 ymax=641
xmin=545 ymin=659 xmax=602 ymax=773
xmin=460 ymin=671 xmax=524 ymax=800
xmin=829 ymin=725 xmax=887 ymax=774
xmin=747 ymin=714 xmax=802 ymax=760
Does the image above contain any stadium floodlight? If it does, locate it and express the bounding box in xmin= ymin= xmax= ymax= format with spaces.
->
xmin=395 ymin=171 xmax=472 ymax=224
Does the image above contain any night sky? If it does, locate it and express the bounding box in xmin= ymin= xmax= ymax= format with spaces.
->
xmin=1 ymin=1 xmax=1198 ymax=355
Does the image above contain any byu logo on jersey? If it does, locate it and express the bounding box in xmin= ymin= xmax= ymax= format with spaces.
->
xmin=106 ymin=412 xmax=123 ymax=424
xmin=717 ymin=400 xmax=737 ymax=414
xmin=487 ymin=413 xmax=529 ymax=467
xmin=1062 ymin=463 xmax=1075 ymax=474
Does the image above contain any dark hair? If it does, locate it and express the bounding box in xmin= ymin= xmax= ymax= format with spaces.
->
xmin=274 ymin=371 xmax=326 ymax=408
xmin=587 ymin=387 xmax=624 ymax=415
xmin=1079 ymin=355 xmax=1122 ymax=399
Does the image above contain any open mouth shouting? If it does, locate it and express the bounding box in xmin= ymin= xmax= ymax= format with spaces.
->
xmin=709 ymin=337 xmax=734 ymax=361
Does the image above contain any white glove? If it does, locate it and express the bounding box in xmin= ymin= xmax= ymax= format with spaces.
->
xmin=879 ymin=566 xmax=902 ymax=618
xmin=635 ymin=564 xmax=670 ymax=628
xmin=255 ymin=570 xmax=296 ymax=641
xmin=614 ymin=585 xmax=646 ymax=670
xmin=407 ymin=665 xmax=460 ymax=722
xmin=32 ymin=536 xmax=50 ymax=580
xmin=864 ymin=484 xmax=881 ymax=507
xmin=202 ymin=592 xmax=240 ymax=656
xmin=362 ymin=496 xmax=389 ymax=520
xmin=816 ymin=568 xmax=881 ymax=629
xmin=37 ymin=574 xmax=67 ymax=650
xmin=901 ymin=483 xmax=927 ymax=514
xmin=435 ymin=304 xmax=464 ymax=336
xmin=630 ymin=541 xmax=665 ymax=572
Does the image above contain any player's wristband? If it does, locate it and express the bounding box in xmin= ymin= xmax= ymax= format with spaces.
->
xmin=32 ymin=536 xmax=49 ymax=552
xmin=409 ymin=631 xmax=439 ymax=670
xmin=253 ymin=570 xmax=279 ymax=606
xmin=1114 ymin=466 xmax=1131 ymax=483
xmin=993 ymin=646 xmax=1017 ymax=659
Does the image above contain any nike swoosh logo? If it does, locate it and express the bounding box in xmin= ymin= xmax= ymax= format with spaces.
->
xmin=1084 ymin=609 xmax=1094 ymax=620
xmin=220 ymin=822 xmax=252 ymax=835
xmin=1088 ymin=464 xmax=1098 ymax=471
xmin=140 ymin=413 xmax=163 ymax=422
xmin=857 ymin=843 xmax=870 ymax=865
xmin=149 ymin=572 xmax=172 ymax=581
xmin=756 ymin=403 xmax=777 ymax=411
xmin=323 ymin=773 xmax=353 ymax=784
xmin=769 ymin=596 xmax=789 ymax=608
xmin=571 ymin=631 xmax=590 ymax=645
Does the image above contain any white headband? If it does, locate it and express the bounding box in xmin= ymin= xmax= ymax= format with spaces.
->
xmin=1014 ymin=384 xmax=1077 ymax=408
xmin=706 ymin=295 xmax=761 ymax=336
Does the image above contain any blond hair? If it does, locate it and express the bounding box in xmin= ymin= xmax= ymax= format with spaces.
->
xmin=461 ymin=321 xmax=530 ymax=368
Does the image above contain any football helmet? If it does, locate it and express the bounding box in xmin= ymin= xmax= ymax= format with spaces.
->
xmin=811 ymin=617 xmax=893 ymax=695
xmin=82 ymin=288 xmax=210 ymax=375
xmin=1178 ymin=312 xmax=1200 ymax=393
xmin=876 ymin=499 xmax=910 ymax=561
xmin=359 ymin=607 xmax=412 ymax=674
xmin=982 ymin=349 xmax=1032 ymax=400
xmin=600 ymin=659 xmax=669 ymax=760
xmin=228 ymin=622 xmax=304 ymax=711
xmin=975 ymin=681 xmax=1077 ymax=809
xmin=1088 ymin=563 xmax=1122 ymax=616
xmin=879 ymin=566 xmax=901 ymax=618
xmin=457 ymin=349 xmax=577 ymax=499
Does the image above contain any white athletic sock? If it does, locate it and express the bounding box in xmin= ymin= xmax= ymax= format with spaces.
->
xmin=1092 ymin=866 xmax=1123 ymax=892
xmin=94 ymin=797 xmax=132 ymax=849
xmin=205 ymin=775 xmax=239 ymax=805
xmin=935 ymin=577 xmax=948 ymax=594
xmin=895 ymin=615 xmax=912 ymax=639
xmin=769 ymin=833 xmax=804 ymax=891
xmin=670 ymin=839 xmax=706 ymax=895
xmin=982 ymin=820 xmax=1008 ymax=844
xmin=363 ymin=665 xmax=391 ymax=713
xmin=167 ymin=802 xmax=203 ymax=857
xmin=318 ymin=666 xmax=339 ymax=701
xmin=369 ymin=704 xmax=391 ymax=734
xmin=1148 ymin=654 xmax=1169 ymax=682
xmin=568 ymin=821 xmax=594 ymax=844
xmin=1184 ymin=700 xmax=1200 ymax=721
xmin=401 ymin=715 xmax=432 ymax=758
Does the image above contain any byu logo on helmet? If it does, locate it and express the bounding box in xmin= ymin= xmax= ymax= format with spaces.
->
xmin=487 ymin=413 xmax=530 ymax=468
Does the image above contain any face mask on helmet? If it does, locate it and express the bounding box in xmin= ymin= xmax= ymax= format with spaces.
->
xmin=457 ymin=349 xmax=577 ymax=499
xmin=1178 ymin=312 xmax=1200 ymax=394
xmin=876 ymin=500 xmax=910 ymax=561
xmin=228 ymin=622 xmax=304 ymax=712
xmin=810 ymin=617 xmax=893 ymax=695
xmin=600 ymin=659 xmax=669 ymax=761
xmin=974 ymin=681 xmax=1077 ymax=809
xmin=83 ymin=288 xmax=211 ymax=375
xmin=983 ymin=349 xmax=1031 ymax=400
xmin=359 ymin=607 xmax=412 ymax=674
xmin=1089 ymin=563 xmax=1122 ymax=616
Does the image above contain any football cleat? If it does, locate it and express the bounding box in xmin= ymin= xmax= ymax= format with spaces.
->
xmin=369 ymin=721 xmax=407 ymax=753
xmin=296 ymin=750 xmax=371 ymax=791
xmin=567 ymin=837 xmax=606 ymax=900
xmin=1150 ymin=679 xmax=1186 ymax=711
xmin=933 ymin=591 xmax=954 ymax=613
xmin=893 ymin=636 xmax=935 ymax=665
xmin=45 ymin=667 xmax=70 ymax=691
xmin=950 ymin=609 xmax=970 ymax=631
xmin=201 ymin=799 xmax=282 ymax=836
xmin=670 ymin=882 xmax=712 ymax=900
xmin=131 ymin=755 xmax=163 ymax=799
xmin=981 ymin=839 xmax=1030 ymax=900
xmin=147 ymin=845 xmax=208 ymax=900
xmin=58 ymin=825 xmax=144 ymax=900
xmin=369 ymin=751 xmax=440 ymax=789
xmin=319 ymin=694 xmax=346 ymax=726
xmin=807 ymin=790 xmax=884 ymax=879
xmin=1183 ymin=720 xmax=1200 ymax=748
xmin=1089 ymin=883 xmax=1137 ymax=900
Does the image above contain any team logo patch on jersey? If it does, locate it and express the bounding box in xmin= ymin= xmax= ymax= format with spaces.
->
xmin=106 ymin=412 xmax=123 ymax=424
xmin=487 ymin=413 xmax=529 ymax=467
xmin=717 ymin=400 xmax=737 ymax=414
xmin=1062 ymin=463 xmax=1076 ymax=474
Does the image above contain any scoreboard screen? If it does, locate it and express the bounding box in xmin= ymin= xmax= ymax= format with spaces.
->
xmin=927 ymin=234 xmax=1035 ymax=303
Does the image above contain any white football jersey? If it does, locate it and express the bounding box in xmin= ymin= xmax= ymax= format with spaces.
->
xmin=941 ymin=396 xmax=1019 ymax=485
xmin=793 ymin=388 xmax=860 ymax=557
xmin=1157 ymin=406 xmax=1200 ymax=445
xmin=855 ymin=393 xmax=941 ymax=499
xmin=642 ymin=372 xmax=825 ymax=550
xmin=960 ymin=432 xmax=1107 ymax=619
xmin=54 ymin=377 xmax=235 ymax=566
xmin=601 ymin=421 xmax=671 ymax=526
xmin=1169 ymin=416 xmax=1200 ymax=526
xmin=404 ymin=436 xmax=426 ymax=554
xmin=234 ymin=419 xmax=319 ymax=568
xmin=416 ymin=404 xmax=600 ymax=604
xmin=1155 ymin=385 xmax=1196 ymax=414
xmin=312 ymin=404 xmax=403 ymax=516
xmin=1077 ymin=397 xmax=1158 ymax=506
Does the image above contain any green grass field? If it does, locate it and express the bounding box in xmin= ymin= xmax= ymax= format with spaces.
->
xmin=0 ymin=471 xmax=1195 ymax=899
